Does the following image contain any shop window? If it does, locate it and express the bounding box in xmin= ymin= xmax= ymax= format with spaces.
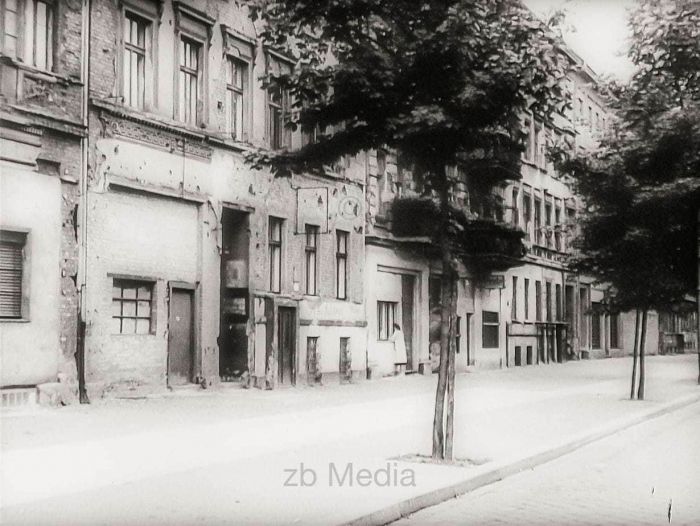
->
xmin=112 ymin=279 xmax=154 ymax=334
xmin=377 ymin=301 xmax=396 ymax=341
xmin=482 ymin=311 xmax=499 ymax=348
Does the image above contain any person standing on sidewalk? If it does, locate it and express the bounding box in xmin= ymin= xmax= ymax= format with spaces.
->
xmin=391 ymin=323 xmax=408 ymax=375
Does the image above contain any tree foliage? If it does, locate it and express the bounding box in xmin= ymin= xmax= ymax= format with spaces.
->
xmin=248 ymin=0 xmax=570 ymax=458
xmin=559 ymin=0 xmax=700 ymax=313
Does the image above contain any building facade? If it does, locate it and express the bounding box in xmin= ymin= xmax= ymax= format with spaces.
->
xmin=0 ymin=0 xmax=84 ymax=405
xmin=2 ymin=2 xmax=696 ymax=403
xmin=81 ymin=0 xmax=368 ymax=396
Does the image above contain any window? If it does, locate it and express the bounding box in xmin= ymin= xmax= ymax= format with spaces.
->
xmin=544 ymin=200 xmax=552 ymax=248
xmin=27 ymin=0 xmax=54 ymax=70
xmin=267 ymin=56 xmax=291 ymax=149
xmin=482 ymin=311 xmax=499 ymax=349
xmin=226 ymin=56 xmax=248 ymax=141
xmin=524 ymin=278 xmax=530 ymax=320
xmin=112 ymin=279 xmax=153 ymax=334
xmin=591 ymin=306 xmax=601 ymax=349
xmin=554 ymin=205 xmax=561 ymax=251
xmin=523 ymin=193 xmax=532 ymax=240
xmin=456 ymin=316 xmax=461 ymax=353
xmin=523 ymin=118 xmax=534 ymax=161
xmin=336 ymin=230 xmax=348 ymax=300
xmin=609 ymin=313 xmax=619 ymax=348
xmin=2 ymin=0 xmax=20 ymax=57
xmin=511 ymin=276 xmax=518 ymax=320
xmin=535 ymin=280 xmax=542 ymax=321
xmin=0 ymin=230 xmax=26 ymax=319
xmin=534 ymin=197 xmax=542 ymax=245
xmin=545 ymin=282 xmax=552 ymax=322
xmin=123 ymin=12 xmax=148 ymax=109
xmin=534 ymin=123 xmax=543 ymax=166
xmin=555 ymin=284 xmax=562 ymax=321
xmin=377 ymin=301 xmax=396 ymax=341
xmin=178 ymin=37 xmax=201 ymax=124
xmin=511 ymin=188 xmax=519 ymax=227
xmin=305 ymin=224 xmax=319 ymax=295
xmin=269 ymin=217 xmax=283 ymax=293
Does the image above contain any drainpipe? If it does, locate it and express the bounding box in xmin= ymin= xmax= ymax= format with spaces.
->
xmin=363 ymin=151 xmax=369 ymax=379
xmin=76 ymin=0 xmax=91 ymax=404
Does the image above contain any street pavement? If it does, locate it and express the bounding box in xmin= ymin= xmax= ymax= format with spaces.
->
xmin=396 ymin=398 xmax=700 ymax=526
xmin=1 ymin=355 xmax=698 ymax=525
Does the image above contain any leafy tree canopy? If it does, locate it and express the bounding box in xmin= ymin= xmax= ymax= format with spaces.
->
xmin=558 ymin=0 xmax=700 ymax=312
xmin=248 ymin=0 xmax=569 ymax=187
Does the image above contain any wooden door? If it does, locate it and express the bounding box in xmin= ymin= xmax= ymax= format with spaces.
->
xmin=168 ymin=288 xmax=194 ymax=386
xmin=277 ymin=307 xmax=296 ymax=385
xmin=401 ymin=274 xmax=415 ymax=371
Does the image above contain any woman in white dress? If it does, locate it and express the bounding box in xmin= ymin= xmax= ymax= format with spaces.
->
xmin=390 ymin=323 xmax=407 ymax=375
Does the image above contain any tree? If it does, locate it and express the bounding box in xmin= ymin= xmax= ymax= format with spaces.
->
xmin=556 ymin=0 xmax=700 ymax=395
xmin=248 ymin=0 xmax=568 ymax=458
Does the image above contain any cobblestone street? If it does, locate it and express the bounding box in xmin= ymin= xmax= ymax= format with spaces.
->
xmin=397 ymin=399 xmax=700 ymax=526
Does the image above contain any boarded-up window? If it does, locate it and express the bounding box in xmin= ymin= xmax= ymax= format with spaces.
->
xmin=0 ymin=231 xmax=25 ymax=318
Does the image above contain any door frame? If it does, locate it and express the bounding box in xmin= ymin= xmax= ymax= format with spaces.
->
xmin=276 ymin=304 xmax=298 ymax=386
xmin=167 ymin=281 xmax=198 ymax=386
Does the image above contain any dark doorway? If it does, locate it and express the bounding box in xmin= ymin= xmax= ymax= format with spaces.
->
xmin=401 ymin=274 xmax=415 ymax=371
xmin=168 ymin=288 xmax=194 ymax=386
xmin=219 ymin=208 xmax=250 ymax=381
xmin=278 ymin=307 xmax=296 ymax=385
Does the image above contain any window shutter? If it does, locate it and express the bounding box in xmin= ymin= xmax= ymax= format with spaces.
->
xmin=0 ymin=241 xmax=23 ymax=317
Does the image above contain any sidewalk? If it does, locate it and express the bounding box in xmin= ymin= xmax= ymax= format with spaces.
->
xmin=1 ymin=355 xmax=698 ymax=525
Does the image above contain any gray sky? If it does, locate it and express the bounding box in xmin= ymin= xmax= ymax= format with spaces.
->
xmin=523 ymin=0 xmax=637 ymax=81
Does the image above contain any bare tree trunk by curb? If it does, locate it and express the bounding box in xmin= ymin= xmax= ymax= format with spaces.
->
xmin=445 ymin=279 xmax=458 ymax=460
xmin=432 ymin=178 xmax=452 ymax=460
xmin=631 ymin=309 xmax=640 ymax=400
xmin=638 ymin=309 xmax=648 ymax=401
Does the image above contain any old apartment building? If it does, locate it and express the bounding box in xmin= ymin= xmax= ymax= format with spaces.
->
xmin=364 ymin=47 xmax=669 ymax=374
xmin=81 ymin=0 xmax=366 ymax=396
xmin=0 ymin=0 xmax=84 ymax=403
xmin=1 ymin=1 xmax=696 ymax=402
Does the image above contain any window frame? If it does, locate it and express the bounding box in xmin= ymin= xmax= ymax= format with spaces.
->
xmin=121 ymin=8 xmax=155 ymax=110
xmin=111 ymin=278 xmax=155 ymax=335
xmin=225 ymin=54 xmax=249 ymax=141
xmin=266 ymin=52 xmax=292 ymax=150
xmin=177 ymin=35 xmax=202 ymax=126
xmin=23 ymin=0 xmax=55 ymax=71
xmin=304 ymin=224 xmax=319 ymax=296
xmin=0 ymin=229 xmax=29 ymax=320
xmin=268 ymin=217 xmax=283 ymax=293
xmin=377 ymin=301 xmax=397 ymax=341
xmin=482 ymin=310 xmax=499 ymax=349
xmin=336 ymin=229 xmax=348 ymax=300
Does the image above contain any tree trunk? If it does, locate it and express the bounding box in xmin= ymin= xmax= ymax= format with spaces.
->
xmin=637 ymin=309 xmax=648 ymax=400
xmin=432 ymin=179 xmax=453 ymax=460
xmin=445 ymin=278 xmax=458 ymax=461
xmin=630 ymin=309 xmax=640 ymax=400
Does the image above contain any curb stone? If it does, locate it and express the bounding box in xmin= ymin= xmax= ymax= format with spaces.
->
xmin=341 ymin=392 xmax=700 ymax=526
